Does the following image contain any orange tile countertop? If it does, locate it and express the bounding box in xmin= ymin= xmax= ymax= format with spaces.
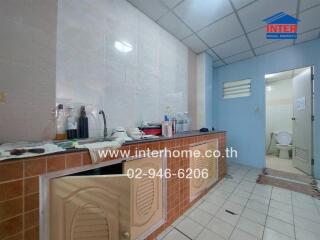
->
xmin=0 ymin=131 xmax=227 ymax=240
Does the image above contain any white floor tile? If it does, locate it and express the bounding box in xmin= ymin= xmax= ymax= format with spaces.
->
xmin=292 ymin=192 xmax=314 ymax=202
xmin=162 ymin=229 xmax=190 ymax=240
xmin=216 ymin=208 xmax=240 ymax=226
xmin=238 ymin=181 xmax=256 ymax=193
xmin=313 ymin=198 xmax=320 ymax=207
xmin=268 ymin=207 xmax=293 ymax=224
xmin=176 ymin=217 xmax=204 ymax=239
xmin=271 ymin=192 xmax=292 ymax=204
xmin=295 ymin=226 xmax=319 ymax=240
xmin=198 ymin=201 xmax=220 ymax=215
xmin=188 ymin=208 xmax=213 ymax=226
xmin=294 ymin=215 xmax=320 ymax=234
xmin=254 ymin=184 xmax=272 ymax=192
xmin=269 ymin=199 xmax=292 ymax=213
xmin=162 ymin=166 xmax=320 ymax=240
xmin=271 ymin=188 xmax=292 ymax=204
xmin=223 ymin=201 xmax=245 ymax=214
xmin=250 ymin=194 xmax=271 ymax=205
xmin=206 ymin=217 xmax=235 ymax=239
xmin=232 ymin=189 xmax=251 ymax=199
xmin=237 ymin=217 xmax=264 ymax=239
xmin=292 ymin=198 xmax=318 ymax=211
xmin=218 ymin=183 xmax=237 ymax=193
xmin=293 ymin=206 xmax=320 ymax=223
xmin=229 ymin=195 xmax=249 ymax=206
xmin=230 ymin=228 xmax=259 ymax=240
xmin=243 ymin=176 xmax=258 ymax=183
xmin=241 ymin=208 xmax=267 ymax=225
xmin=263 ymin=227 xmax=294 ymax=240
xmin=211 ymin=189 xmax=232 ymax=200
xmin=246 ymin=199 xmax=269 ymax=215
xmin=206 ymin=194 xmax=228 ymax=207
xmin=266 ymin=216 xmax=295 ymax=238
xmin=196 ymin=228 xmax=225 ymax=240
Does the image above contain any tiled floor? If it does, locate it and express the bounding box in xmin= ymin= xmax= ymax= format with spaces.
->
xmin=266 ymin=155 xmax=306 ymax=176
xmin=157 ymin=163 xmax=320 ymax=240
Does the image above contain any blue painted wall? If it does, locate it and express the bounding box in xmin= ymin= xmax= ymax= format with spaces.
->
xmin=212 ymin=39 xmax=320 ymax=179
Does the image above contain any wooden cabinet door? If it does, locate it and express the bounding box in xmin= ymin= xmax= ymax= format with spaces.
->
xmin=50 ymin=175 xmax=131 ymax=240
xmin=124 ymin=156 xmax=164 ymax=240
xmin=189 ymin=144 xmax=208 ymax=201
xmin=206 ymin=139 xmax=219 ymax=188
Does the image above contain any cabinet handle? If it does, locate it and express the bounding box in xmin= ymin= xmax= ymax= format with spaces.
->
xmin=123 ymin=232 xmax=130 ymax=239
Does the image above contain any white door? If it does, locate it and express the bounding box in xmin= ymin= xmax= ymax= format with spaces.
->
xmin=292 ymin=67 xmax=313 ymax=175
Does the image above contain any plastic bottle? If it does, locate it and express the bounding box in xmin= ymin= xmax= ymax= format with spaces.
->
xmin=183 ymin=112 xmax=192 ymax=132
xmin=164 ymin=106 xmax=173 ymax=121
xmin=66 ymin=107 xmax=78 ymax=139
xmin=55 ymin=104 xmax=67 ymax=140
xmin=78 ymin=106 xmax=89 ymax=138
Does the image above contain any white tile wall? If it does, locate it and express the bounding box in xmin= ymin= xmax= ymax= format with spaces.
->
xmin=56 ymin=0 xmax=189 ymax=138
xmin=0 ymin=0 xmax=57 ymax=142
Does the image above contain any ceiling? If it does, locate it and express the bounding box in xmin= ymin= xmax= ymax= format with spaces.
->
xmin=127 ymin=0 xmax=320 ymax=68
xmin=265 ymin=67 xmax=307 ymax=83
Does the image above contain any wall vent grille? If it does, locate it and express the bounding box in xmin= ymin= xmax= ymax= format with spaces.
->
xmin=223 ymin=79 xmax=251 ymax=99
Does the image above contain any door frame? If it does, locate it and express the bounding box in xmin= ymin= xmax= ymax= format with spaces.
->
xmin=264 ymin=66 xmax=315 ymax=176
xmin=40 ymin=154 xmax=168 ymax=240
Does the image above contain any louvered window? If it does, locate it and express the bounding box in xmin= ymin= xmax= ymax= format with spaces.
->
xmin=223 ymin=79 xmax=251 ymax=99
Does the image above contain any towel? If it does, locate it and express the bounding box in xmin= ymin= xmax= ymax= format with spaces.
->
xmin=75 ymin=138 xmax=125 ymax=164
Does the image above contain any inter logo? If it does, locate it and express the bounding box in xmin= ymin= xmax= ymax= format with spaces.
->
xmin=263 ymin=12 xmax=300 ymax=40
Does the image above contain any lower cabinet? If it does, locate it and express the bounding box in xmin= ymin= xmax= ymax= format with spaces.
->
xmin=189 ymin=143 xmax=208 ymax=201
xmin=190 ymin=140 xmax=219 ymax=201
xmin=124 ymin=156 xmax=164 ymax=240
xmin=206 ymin=139 xmax=219 ymax=188
xmin=49 ymin=156 xmax=165 ymax=240
xmin=50 ymin=175 xmax=131 ymax=240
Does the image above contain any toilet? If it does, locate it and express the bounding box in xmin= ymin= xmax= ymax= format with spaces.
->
xmin=275 ymin=131 xmax=292 ymax=159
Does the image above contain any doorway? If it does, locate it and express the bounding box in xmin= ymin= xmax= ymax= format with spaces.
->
xmin=265 ymin=66 xmax=314 ymax=176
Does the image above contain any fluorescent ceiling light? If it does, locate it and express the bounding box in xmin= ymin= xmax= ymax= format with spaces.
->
xmin=114 ymin=41 xmax=133 ymax=53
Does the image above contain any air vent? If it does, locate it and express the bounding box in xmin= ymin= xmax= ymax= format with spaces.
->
xmin=223 ymin=79 xmax=251 ymax=99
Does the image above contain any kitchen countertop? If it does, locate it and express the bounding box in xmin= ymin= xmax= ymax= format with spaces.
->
xmin=1 ymin=130 xmax=226 ymax=161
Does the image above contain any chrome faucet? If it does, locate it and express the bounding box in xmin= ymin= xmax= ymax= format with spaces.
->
xmin=99 ymin=110 xmax=108 ymax=138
